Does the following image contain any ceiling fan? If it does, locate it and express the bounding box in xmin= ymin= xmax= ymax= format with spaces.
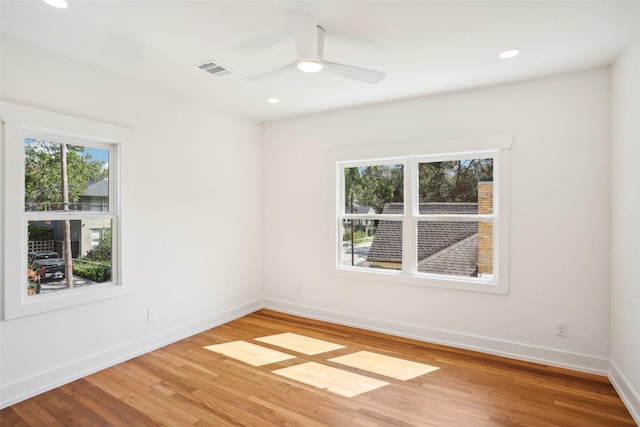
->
xmin=245 ymin=13 xmax=385 ymax=84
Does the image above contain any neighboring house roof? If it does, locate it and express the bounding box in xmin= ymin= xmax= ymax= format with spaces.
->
xmin=82 ymin=179 xmax=109 ymax=197
xmin=418 ymin=234 xmax=478 ymax=277
xmin=357 ymin=205 xmax=376 ymax=215
xmin=345 ymin=204 xmax=376 ymax=215
xmin=366 ymin=202 xmax=478 ymax=276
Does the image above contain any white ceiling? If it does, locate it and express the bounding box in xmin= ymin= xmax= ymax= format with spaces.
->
xmin=2 ymin=0 xmax=640 ymax=122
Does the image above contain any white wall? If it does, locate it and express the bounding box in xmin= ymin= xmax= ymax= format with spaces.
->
xmin=0 ymin=36 xmax=263 ymax=407
xmin=263 ymin=68 xmax=612 ymax=373
xmin=611 ymin=32 xmax=640 ymax=421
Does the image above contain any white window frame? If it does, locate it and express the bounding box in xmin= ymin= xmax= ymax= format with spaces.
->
xmin=1 ymin=102 xmax=133 ymax=319
xmin=330 ymin=134 xmax=511 ymax=294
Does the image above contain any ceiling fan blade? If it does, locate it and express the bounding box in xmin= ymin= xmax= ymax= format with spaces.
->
xmin=285 ymin=12 xmax=318 ymax=60
xmin=244 ymin=62 xmax=298 ymax=82
xmin=322 ymin=61 xmax=386 ymax=84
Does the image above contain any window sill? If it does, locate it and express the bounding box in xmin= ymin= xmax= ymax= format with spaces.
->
xmin=334 ymin=267 xmax=508 ymax=294
xmin=5 ymin=282 xmax=132 ymax=319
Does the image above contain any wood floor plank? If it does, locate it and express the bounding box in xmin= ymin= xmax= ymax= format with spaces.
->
xmin=5 ymin=397 xmax=64 ymax=427
xmin=1 ymin=309 xmax=635 ymax=426
xmin=60 ymin=379 xmax=162 ymax=426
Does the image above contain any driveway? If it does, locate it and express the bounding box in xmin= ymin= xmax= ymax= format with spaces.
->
xmin=39 ymin=276 xmax=97 ymax=293
xmin=342 ymin=241 xmax=372 ymax=267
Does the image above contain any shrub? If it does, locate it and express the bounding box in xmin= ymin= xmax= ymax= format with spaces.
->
xmin=74 ymin=263 xmax=111 ymax=282
xmin=28 ymin=225 xmax=54 ymax=241
xmin=342 ymin=228 xmax=368 ymax=243
xmin=84 ymin=228 xmax=112 ymax=262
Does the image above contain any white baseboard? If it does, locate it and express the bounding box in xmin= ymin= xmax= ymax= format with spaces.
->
xmin=263 ymin=298 xmax=610 ymax=376
xmin=0 ymin=298 xmax=263 ymax=409
xmin=609 ymin=361 xmax=640 ymax=425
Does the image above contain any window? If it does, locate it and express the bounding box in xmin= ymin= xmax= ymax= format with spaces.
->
xmin=25 ymin=138 xmax=113 ymax=277
xmin=341 ymin=162 xmax=404 ymax=271
xmin=91 ymin=229 xmax=104 ymax=248
xmin=333 ymin=135 xmax=511 ymax=294
xmin=416 ymin=157 xmax=494 ymax=279
xmin=2 ymin=102 xmax=132 ymax=319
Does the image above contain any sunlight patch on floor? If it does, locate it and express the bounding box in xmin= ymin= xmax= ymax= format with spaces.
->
xmin=255 ymin=332 xmax=346 ymax=355
xmin=204 ymin=334 xmax=440 ymax=397
xmin=204 ymin=340 xmax=296 ymax=366
xmin=273 ymin=361 xmax=389 ymax=397
xmin=329 ymin=350 xmax=439 ymax=380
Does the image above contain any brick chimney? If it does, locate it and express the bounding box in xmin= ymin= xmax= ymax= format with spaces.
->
xmin=477 ymin=182 xmax=493 ymax=276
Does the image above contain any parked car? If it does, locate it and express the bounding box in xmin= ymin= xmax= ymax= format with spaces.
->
xmin=28 ymin=251 xmax=71 ymax=280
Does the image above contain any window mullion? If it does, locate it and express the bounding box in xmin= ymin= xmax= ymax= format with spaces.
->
xmin=342 ymin=214 xmax=404 ymax=221
xmin=417 ymin=214 xmax=494 ymax=222
xmin=403 ymin=158 xmax=416 ymax=274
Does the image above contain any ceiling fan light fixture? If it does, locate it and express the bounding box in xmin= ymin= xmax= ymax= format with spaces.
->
xmin=297 ymin=60 xmax=323 ymax=73
xmin=42 ymin=0 xmax=69 ymax=8
xmin=244 ymin=13 xmax=384 ymax=84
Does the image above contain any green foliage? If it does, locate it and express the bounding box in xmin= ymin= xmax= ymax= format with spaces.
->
xmin=345 ymin=165 xmax=404 ymax=213
xmin=24 ymin=140 xmax=107 ymax=210
xmin=342 ymin=226 xmax=370 ymax=243
xmin=74 ymin=262 xmax=111 ymax=282
xmin=344 ymin=159 xmax=492 ymax=213
xmin=78 ymin=229 xmax=111 ymax=281
xmin=84 ymin=228 xmax=112 ymax=262
xmin=418 ymin=158 xmax=493 ymax=203
xmin=28 ymin=224 xmax=54 ymax=241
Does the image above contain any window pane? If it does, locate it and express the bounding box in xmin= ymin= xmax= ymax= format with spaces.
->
xmin=418 ymin=158 xmax=493 ymax=213
xmin=342 ymin=219 xmax=402 ymax=270
xmin=344 ymin=164 xmax=404 ymax=214
xmin=24 ymin=139 xmax=109 ymax=212
xmin=27 ymin=219 xmax=112 ymax=295
xmin=417 ymin=220 xmax=493 ymax=278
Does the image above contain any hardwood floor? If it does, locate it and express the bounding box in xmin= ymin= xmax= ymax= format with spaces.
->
xmin=1 ymin=309 xmax=635 ymax=426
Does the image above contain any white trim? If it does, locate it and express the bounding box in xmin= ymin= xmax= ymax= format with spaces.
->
xmin=341 ymin=214 xmax=404 ymax=220
xmin=333 ymin=265 xmax=502 ymax=293
xmin=2 ymin=102 xmax=131 ymax=142
xmin=1 ymin=101 xmax=133 ymax=319
xmin=609 ymin=362 xmax=640 ymax=425
xmin=264 ymin=298 xmax=610 ymax=375
xmin=339 ymin=157 xmax=405 ymax=169
xmin=326 ymin=133 xmax=514 ymax=163
xmin=0 ymin=298 xmax=264 ymax=409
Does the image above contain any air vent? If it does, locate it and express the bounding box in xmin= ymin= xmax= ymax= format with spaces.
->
xmin=195 ymin=60 xmax=230 ymax=77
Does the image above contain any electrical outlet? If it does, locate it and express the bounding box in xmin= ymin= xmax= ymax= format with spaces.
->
xmin=556 ymin=321 xmax=568 ymax=337
xmin=147 ymin=308 xmax=157 ymax=322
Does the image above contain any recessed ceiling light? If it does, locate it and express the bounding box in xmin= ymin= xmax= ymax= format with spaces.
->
xmin=267 ymin=98 xmax=280 ymax=104
xmin=499 ymin=49 xmax=521 ymax=59
xmin=42 ymin=0 xmax=69 ymax=8
xmin=297 ymin=60 xmax=323 ymax=73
